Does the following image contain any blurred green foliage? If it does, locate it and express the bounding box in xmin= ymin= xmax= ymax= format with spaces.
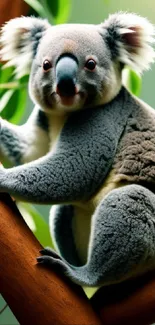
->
xmin=24 ymin=0 xmax=72 ymax=24
xmin=123 ymin=67 xmax=142 ymax=97
xmin=0 ymin=65 xmax=28 ymax=123
xmin=18 ymin=202 xmax=53 ymax=247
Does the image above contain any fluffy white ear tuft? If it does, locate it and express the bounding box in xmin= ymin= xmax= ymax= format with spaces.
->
xmin=0 ymin=17 xmax=50 ymax=77
xmin=100 ymin=12 xmax=155 ymax=73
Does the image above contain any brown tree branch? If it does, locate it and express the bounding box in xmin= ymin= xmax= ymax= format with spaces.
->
xmin=0 ymin=0 xmax=29 ymax=26
xmin=1 ymin=194 xmax=155 ymax=325
xmin=0 ymin=193 xmax=102 ymax=325
xmin=91 ymin=270 xmax=155 ymax=325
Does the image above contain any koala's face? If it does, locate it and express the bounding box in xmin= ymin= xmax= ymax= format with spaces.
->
xmin=29 ymin=24 xmax=122 ymax=113
xmin=1 ymin=14 xmax=154 ymax=113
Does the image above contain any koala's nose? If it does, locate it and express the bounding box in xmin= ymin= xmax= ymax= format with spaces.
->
xmin=57 ymin=77 xmax=76 ymax=97
xmin=56 ymin=55 xmax=78 ymax=97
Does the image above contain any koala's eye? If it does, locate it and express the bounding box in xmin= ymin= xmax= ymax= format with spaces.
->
xmin=85 ymin=59 xmax=96 ymax=71
xmin=43 ymin=60 xmax=52 ymax=71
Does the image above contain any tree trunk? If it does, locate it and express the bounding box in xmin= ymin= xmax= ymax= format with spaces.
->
xmin=0 ymin=194 xmax=102 ymax=325
xmin=0 ymin=0 xmax=29 ymax=26
xmin=91 ymin=269 xmax=155 ymax=325
xmin=0 ymin=194 xmax=155 ymax=325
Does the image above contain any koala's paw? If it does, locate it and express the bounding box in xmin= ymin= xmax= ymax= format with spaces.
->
xmin=37 ymin=250 xmax=69 ymax=275
xmin=36 ymin=247 xmax=72 ymax=277
xmin=39 ymin=247 xmax=62 ymax=260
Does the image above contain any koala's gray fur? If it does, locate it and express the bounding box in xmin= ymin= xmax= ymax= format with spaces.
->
xmin=0 ymin=12 xmax=155 ymax=287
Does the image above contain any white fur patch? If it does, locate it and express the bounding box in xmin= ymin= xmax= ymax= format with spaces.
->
xmin=102 ymin=12 xmax=155 ymax=73
xmin=0 ymin=17 xmax=50 ymax=77
xmin=49 ymin=205 xmax=60 ymax=252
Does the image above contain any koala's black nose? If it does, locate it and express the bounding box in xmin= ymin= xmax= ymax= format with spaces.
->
xmin=57 ymin=77 xmax=76 ymax=97
xmin=56 ymin=55 xmax=78 ymax=97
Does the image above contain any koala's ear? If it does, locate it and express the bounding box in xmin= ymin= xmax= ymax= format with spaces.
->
xmin=100 ymin=12 xmax=155 ymax=73
xmin=0 ymin=17 xmax=50 ymax=77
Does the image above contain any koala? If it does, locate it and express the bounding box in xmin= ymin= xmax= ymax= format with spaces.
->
xmin=0 ymin=12 xmax=155 ymax=287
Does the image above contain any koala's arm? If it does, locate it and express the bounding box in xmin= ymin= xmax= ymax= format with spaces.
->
xmin=0 ymin=106 xmax=49 ymax=165
xmin=0 ymin=101 xmax=126 ymax=203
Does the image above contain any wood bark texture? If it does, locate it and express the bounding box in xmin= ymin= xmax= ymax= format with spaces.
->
xmin=91 ymin=271 xmax=155 ymax=325
xmin=0 ymin=194 xmax=102 ymax=325
xmin=0 ymin=195 xmax=155 ymax=325
xmin=0 ymin=0 xmax=29 ymax=26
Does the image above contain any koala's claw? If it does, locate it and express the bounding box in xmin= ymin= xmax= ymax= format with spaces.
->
xmin=37 ymin=255 xmax=53 ymax=264
xmin=37 ymin=248 xmax=61 ymax=265
xmin=36 ymin=254 xmax=68 ymax=275
xmin=39 ymin=247 xmax=62 ymax=259
xmin=37 ymin=247 xmax=65 ymax=271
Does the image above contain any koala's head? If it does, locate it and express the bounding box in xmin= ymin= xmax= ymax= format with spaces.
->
xmin=1 ymin=13 xmax=155 ymax=113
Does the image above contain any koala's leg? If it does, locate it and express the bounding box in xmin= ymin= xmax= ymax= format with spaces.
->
xmin=42 ymin=205 xmax=82 ymax=266
xmin=0 ymin=106 xmax=49 ymax=165
xmin=38 ymin=185 xmax=155 ymax=287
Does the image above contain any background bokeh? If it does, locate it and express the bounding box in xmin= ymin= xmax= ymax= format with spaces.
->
xmin=0 ymin=0 xmax=155 ymax=323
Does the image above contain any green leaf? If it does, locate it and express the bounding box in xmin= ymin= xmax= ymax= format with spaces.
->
xmin=0 ymin=63 xmax=29 ymax=124
xmin=9 ymin=88 xmax=27 ymax=124
xmin=19 ymin=74 xmax=29 ymax=85
xmin=24 ymin=0 xmax=47 ymax=18
xmin=0 ymin=89 xmax=15 ymax=113
xmin=0 ymin=65 xmax=14 ymax=84
xmin=0 ymin=65 xmax=14 ymax=95
xmin=0 ymin=87 xmax=27 ymax=124
xmin=18 ymin=202 xmax=54 ymax=247
xmin=83 ymin=287 xmax=98 ymax=298
xmin=0 ymin=82 xmax=20 ymax=90
xmin=123 ymin=68 xmax=142 ymax=96
xmin=46 ymin=0 xmax=58 ymax=18
xmin=46 ymin=0 xmax=72 ymax=24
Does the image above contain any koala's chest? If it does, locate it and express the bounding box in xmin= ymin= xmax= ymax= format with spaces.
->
xmin=48 ymin=114 xmax=67 ymax=150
